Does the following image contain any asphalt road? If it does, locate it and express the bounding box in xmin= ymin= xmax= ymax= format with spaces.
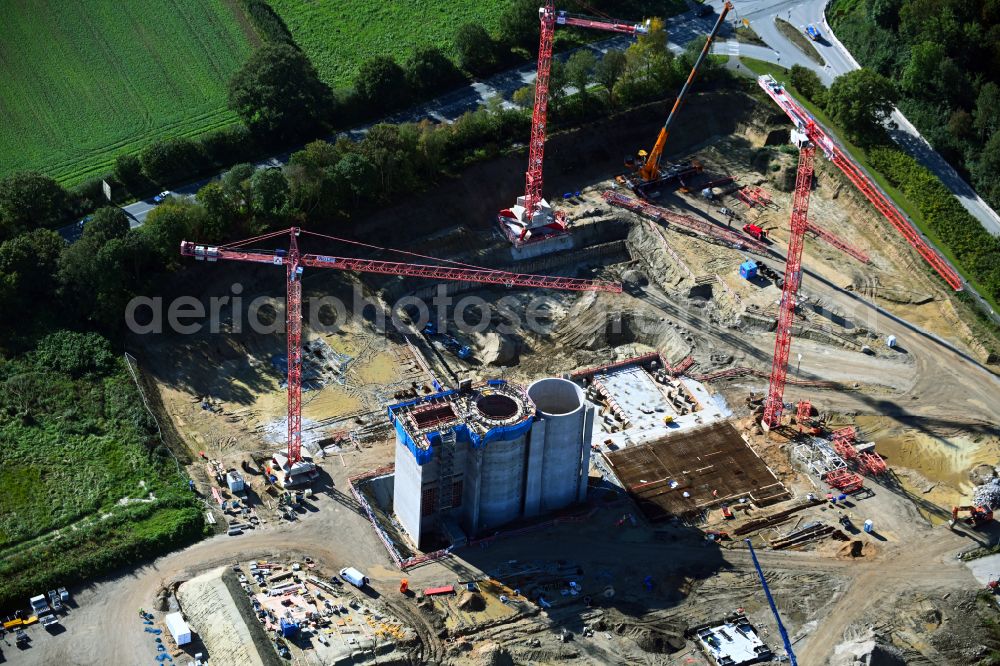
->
xmin=64 ymin=2 xmax=998 ymax=252
xmin=705 ymin=0 xmax=1000 ymax=238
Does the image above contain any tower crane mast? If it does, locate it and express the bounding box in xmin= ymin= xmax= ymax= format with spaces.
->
xmin=762 ymin=144 xmax=814 ymax=428
xmin=500 ymin=1 xmax=648 ymax=241
xmin=181 ymin=228 xmax=620 ymax=478
xmin=756 ymin=74 xmax=963 ymax=429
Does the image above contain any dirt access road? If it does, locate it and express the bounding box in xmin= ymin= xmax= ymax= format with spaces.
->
xmin=19 ymin=459 xmax=987 ymax=666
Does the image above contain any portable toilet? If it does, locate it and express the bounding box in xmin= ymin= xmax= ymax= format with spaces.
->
xmin=280 ymin=618 xmax=299 ymax=638
xmin=739 ymin=260 xmax=758 ymax=280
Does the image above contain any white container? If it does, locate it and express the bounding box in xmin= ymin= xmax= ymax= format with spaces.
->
xmin=886 ymin=335 xmax=897 ymax=348
xmin=165 ymin=612 xmax=192 ymax=645
xmin=340 ymin=567 xmax=370 ymax=589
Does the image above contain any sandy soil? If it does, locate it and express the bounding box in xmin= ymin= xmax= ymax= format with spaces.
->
xmin=176 ymin=566 xmax=265 ymax=666
xmin=27 ymin=83 xmax=995 ymax=666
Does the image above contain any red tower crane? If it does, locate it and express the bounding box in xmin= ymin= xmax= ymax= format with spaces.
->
xmin=762 ymin=144 xmax=815 ymax=428
xmin=498 ymin=1 xmax=648 ymax=243
xmin=757 ymin=75 xmax=963 ymax=429
xmin=181 ymin=228 xmax=620 ymax=479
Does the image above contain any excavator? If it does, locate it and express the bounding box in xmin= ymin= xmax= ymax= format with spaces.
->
xmin=623 ymin=1 xmax=733 ymax=197
xmin=950 ymin=505 xmax=994 ymax=529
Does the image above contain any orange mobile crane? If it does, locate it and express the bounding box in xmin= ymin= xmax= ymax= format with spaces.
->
xmin=627 ymin=1 xmax=733 ymax=194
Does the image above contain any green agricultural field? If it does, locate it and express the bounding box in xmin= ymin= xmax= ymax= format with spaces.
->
xmin=0 ymin=0 xmax=254 ymax=186
xmin=269 ymin=0 xmax=506 ymax=87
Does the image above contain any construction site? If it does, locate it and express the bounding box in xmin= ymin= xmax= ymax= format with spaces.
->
xmin=10 ymin=3 xmax=1000 ymax=666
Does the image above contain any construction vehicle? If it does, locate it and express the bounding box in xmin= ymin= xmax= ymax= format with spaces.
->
xmin=423 ymin=321 xmax=472 ymax=360
xmin=181 ymin=229 xmax=619 ymax=481
xmin=746 ymin=539 xmax=798 ymax=665
xmin=742 ymin=223 xmax=768 ymax=241
xmin=950 ymin=505 xmax=994 ymax=528
xmin=629 ymin=2 xmax=732 ymax=193
xmin=498 ymin=2 xmax=648 ymax=244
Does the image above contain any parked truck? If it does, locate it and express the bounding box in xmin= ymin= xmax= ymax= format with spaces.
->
xmin=29 ymin=595 xmax=49 ymax=617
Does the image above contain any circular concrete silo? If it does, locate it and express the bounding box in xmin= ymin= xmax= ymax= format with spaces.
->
xmin=527 ymin=378 xmax=587 ymax=512
xmin=475 ymin=393 xmax=529 ymax=530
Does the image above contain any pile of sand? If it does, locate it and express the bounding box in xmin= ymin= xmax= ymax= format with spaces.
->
xmin=176 ymin=567 xmax=265 ymax=666
xmin=831 ymin=635 xmax=906 ymax=666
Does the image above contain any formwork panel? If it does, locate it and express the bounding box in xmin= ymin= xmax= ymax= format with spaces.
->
xmin=605 ymin=421 xmax=789 ymax=522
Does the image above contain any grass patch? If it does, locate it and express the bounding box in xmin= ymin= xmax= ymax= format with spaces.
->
xmin=269 ymin=0 xmax=686 ymax=89
xmin=735 ymin=25 xmax=767 ymax=47
xmin=269 ymin=0 xmax=507 ymax=88
xmin=740 ymin=56 xmax=1000 ymax=320
xmin=774 ymin=17 xmax=825 ymax=66
xmin=0 ymin=346 xmax=204 ymax=609
xmin=0 ymin=0 xmax=253 ymax=186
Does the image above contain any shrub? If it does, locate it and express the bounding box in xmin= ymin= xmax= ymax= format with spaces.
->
xmin=114 ymin=154 xmax=145 ymax=190
xmin=355 ymin=56 xmax=410 ymax=112
xmin=140 ymin=137 xmax=210 ymax=184
xmin=789 ymin=64 xmax=825 ymax=105
xmin=868 ymin=146 xmax=1000 ymax=301
xmin=455 ymin=23 xmax=498 ymax=75
xmin=32 ymin=330 xmax=116 ymax=378
xmin=404 ymin=46 xmax=464 ymax=97
xmin=239 ymin=0 xmax=295 ymax=44
xmin=199 ymin=125 xmax=259 ymax=167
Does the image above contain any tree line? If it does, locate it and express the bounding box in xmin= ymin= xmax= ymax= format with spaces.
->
xmin=827 ymin=0 xmax=1000 ymax=215
xmin=782 ymin=62 xmax=1000 ymax=305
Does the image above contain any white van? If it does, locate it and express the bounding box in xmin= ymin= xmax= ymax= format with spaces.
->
xmin=339 ymin=567 xmax=370 ymax=589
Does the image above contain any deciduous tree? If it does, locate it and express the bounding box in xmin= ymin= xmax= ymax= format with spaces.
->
xmin=0 ymin=172 xmax=71 ymax=240
xmin=250 ymin=168 xmax=290 ymax=221
xmin=566 ymin=50 xmax=597 ymax=98
xmin=595 ymin=50 xmax=627 ymax=107
xmin=405 ymin=46 xmax=464 ymax=96
xmin=824 ymin=69 xmax=898 ymax=143
xmin=227 ymin=43 xmax=333 ymax=142
xmin=355 ymin=56 xmax=409 ymax=111
xmin=455 ymin=24 xmax=497 ymax=74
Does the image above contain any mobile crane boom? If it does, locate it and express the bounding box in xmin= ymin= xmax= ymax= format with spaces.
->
xmin=638 ymin=1 xmax=733 ymax=183
xmin=746 ymin=539 xmax=798 ymax=665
